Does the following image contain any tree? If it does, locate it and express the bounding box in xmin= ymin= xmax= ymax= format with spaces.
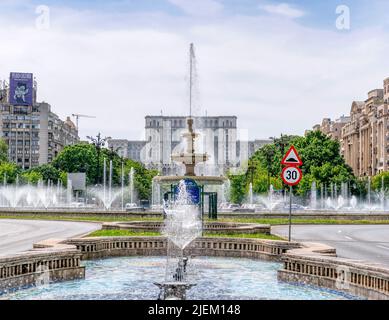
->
xmin=21 ymin=171 xmax=43 ymax=184
xmin=52 ymin=143 xmax=98 ymax=184
xmin=229 ymin=174 xmax=247 ymax=204
xmin=24 ymin=164 xmax=61 ymax=183
xmin=238 ymin=131 xmax=357 ymax=198
xmin=0 ymin=162 xmax=20 ymax=183
xmin=372 ymin=172 xmax=389 ymax=191
xmin=52 ymin=142 xmax=158 ymax=200
xmin=0 ymin=138 xmax=8 ymax=164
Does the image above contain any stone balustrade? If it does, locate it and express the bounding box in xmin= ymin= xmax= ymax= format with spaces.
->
xmin=3 ymin=233 xmax=389 ymax=300
xmin=102 ymin=221 xmax=271 ymax=235
xmin=65 ymin=236 xmax=299 ymax=261
xmin=278 ymin=242 xmax=389 ymax=300
xmin=0 ymin=241 xmax=84 ymax=294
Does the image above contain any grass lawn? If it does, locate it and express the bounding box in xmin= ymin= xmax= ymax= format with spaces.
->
xmin=86 ymin=229 xmax=284 ymax=240
xmin=87 ymin=229 xmax=161 ymax=237
xmin=0 ymin=214 xmax=389 ymax=226
xmin=217 ymin=218 xmax=389 ymax=225
xmin=203 ymin=232 xmax=284 ymax=240
xmin=0 ymin=215 xmax=162 ymax=223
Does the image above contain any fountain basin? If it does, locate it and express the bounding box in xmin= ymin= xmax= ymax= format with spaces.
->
xmin=2 ymin=256 xmax=359 ymax=300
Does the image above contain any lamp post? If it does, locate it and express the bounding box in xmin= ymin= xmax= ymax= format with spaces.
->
xmin=86 ymin=133 xmax=110 ymax=185
xmin=264 ymin=148 xmax=275 ymax=191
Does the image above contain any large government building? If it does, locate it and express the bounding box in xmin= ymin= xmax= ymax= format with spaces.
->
xmin=313 ymin=76 xmax=389 ymax=177
xmin=108 ymin=115 xmax=271 ymax=175
xmin=0 ymin=73 xmax=79 ymax=169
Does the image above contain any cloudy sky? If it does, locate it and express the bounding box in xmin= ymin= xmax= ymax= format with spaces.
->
xmin=1 ymin=0 xmax=389 ymax=141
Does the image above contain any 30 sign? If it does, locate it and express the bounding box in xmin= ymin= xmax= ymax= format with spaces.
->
xmin=281 ymin=166 xmax=302 ymax=186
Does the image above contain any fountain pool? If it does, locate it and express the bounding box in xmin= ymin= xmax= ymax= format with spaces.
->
xmin=3 ymin=256 xmax=360 ymax=300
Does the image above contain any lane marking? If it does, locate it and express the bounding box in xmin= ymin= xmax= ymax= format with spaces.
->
xmin=344 ymin=236 xmax=353 ymax=240
xmin=376 ymin=245 xmax=389 ymax=250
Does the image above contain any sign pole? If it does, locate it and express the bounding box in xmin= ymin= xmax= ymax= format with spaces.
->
xmin=281 ymin=145 xmax=303 ymax=243
xmin=288 ymin=185 xmax=292 ymax=242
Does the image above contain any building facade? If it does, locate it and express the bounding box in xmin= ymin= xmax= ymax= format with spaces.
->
xmin=0 ymin=74 xmax=79 ymax=169
xmin=314 ymin=77 xmax=389 ymax=177
xmin=313 ymin=115 xmax=350 ymax=142
xmin=107 ymin=139 xmax=146 ymax=162
xmin=109 ymin=115 xmax=271 ymax=175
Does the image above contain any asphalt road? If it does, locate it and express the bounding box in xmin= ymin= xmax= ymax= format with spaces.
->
xmin=0 ymin=219 xmax=100 ymax=256
xmin=272 ymin=225 xmax=389 ymax=266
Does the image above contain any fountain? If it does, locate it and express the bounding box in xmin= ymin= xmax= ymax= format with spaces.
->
xmin=152 ymin=43 xmax=226 ymax=299
xmin=155 ymin=180 xmax=202 ymax=300
xmin=248 ymin=182 xmax=253 ymax=206
xmin=310 ymin=181 xmax=317 ymax=209
xmin=152 ymin=44 xmax=225 ymax=197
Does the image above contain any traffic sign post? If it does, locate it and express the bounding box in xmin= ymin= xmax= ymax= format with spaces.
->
xmin=281 ymin=146 xmax=303 ymax=242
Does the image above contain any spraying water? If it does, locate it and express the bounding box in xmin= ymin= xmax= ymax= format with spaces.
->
xmin=157 ymin=179 xmax=202 ymax=299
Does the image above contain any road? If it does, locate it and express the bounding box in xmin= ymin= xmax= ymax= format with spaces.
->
xmin=272 ymin=225 xmax=389 ymax=267
xmin=0 ymin=219 xmax=100 ymax=256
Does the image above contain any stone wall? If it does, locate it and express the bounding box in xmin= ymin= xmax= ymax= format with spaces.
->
xmin=0 ymin=241 xmax=84 ymax=294
xmin=102 ymin=221 xmax=271 ymax=235
xmin=277 ymin=242 xmax=389 ymax=300
xmin=64 ymin=236 xmax=299 ymax=261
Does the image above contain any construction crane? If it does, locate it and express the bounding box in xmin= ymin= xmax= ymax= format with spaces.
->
xmin=71 ymin=114 xmax=96 ymax=130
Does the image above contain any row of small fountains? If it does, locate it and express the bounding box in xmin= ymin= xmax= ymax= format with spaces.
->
xmin=0 ymin=185 xmax=136 ymax=209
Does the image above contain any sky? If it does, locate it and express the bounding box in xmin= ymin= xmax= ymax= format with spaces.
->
xmin=1 ymin=0 xmax=389 ymax=141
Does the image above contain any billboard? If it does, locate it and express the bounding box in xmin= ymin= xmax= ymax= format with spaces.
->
xmin=67 ymin=173 xmax=86 ymax=191
xmin=174 ymin=178 xmax=200 ymax=205
xmin=9 ymin=72 xmax=33 ymax=106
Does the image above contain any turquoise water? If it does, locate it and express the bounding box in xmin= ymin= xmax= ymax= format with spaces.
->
xmin=4 ymin=256 xmax=359 ymax=300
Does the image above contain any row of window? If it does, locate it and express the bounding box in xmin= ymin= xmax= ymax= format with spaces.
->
xmin=147 ymin=119 xmax=236 ymax=128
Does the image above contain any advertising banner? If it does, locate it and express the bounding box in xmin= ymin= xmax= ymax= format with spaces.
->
xmin=174 ymin=178 xmax=200 ymax=205
xmin=9 ymin=72 xmax=33 ymax=106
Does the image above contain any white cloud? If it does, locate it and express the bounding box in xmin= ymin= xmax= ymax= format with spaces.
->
xmin=0 ymin=6 xmax=389 ymax=142
xmin=260 ymin=3 xmax=305 ymax=19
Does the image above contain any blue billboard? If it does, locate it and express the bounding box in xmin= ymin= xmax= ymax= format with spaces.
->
xmin=9 ymin=72 xmax=33 ymax=106
xmin=174 ymin=179 xmax=200 ymax=205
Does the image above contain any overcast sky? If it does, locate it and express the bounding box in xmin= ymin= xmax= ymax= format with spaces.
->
xmin=1 ymin=0 xmax=389 ymax=141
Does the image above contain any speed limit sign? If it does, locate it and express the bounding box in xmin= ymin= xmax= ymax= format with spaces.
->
xmin=281 ymin=166 xmax=302 ymax=186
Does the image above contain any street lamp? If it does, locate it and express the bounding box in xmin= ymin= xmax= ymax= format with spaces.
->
xmin=270 ymin=134 xmax=289 ymax=155
xmin=248 ymin=161 xmax=255 ymax=185
xmin=86 ymin=133 xmax=111 ymax=185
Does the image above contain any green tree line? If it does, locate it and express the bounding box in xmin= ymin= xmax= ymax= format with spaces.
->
xmin=229 ymin=131 xmax=367 ymax=204
xmin=0 ymin=139 xmax=158 ymax=201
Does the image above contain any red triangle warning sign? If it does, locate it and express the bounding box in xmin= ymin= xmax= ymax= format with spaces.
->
xmin=281 ymin=145 xmax=303 ymax=166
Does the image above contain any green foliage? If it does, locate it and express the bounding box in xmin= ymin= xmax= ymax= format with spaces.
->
xmin=228 ymin=174 xmax=247 ymax=204
xmin=372 ymin=172 xmax=389 ymax=191
xmin=24 ymin=164 xmax=61 ymax=183
xmin=60 ymin=171 xmax=68 ymax=186
xmin=232 ymin=130 xmax=358 ymax=200
xmin=52 ymin=143 xmax=98 ymax=184
xmin=0 ymin=162 xmax=20 ymax=183
xmin=21 ymin=171 xmax=43 ymax=184
xmin=51 ymin=142 xmax=158 ymax=200
xmin=0 ymin=138 xmax=8 ymax=164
